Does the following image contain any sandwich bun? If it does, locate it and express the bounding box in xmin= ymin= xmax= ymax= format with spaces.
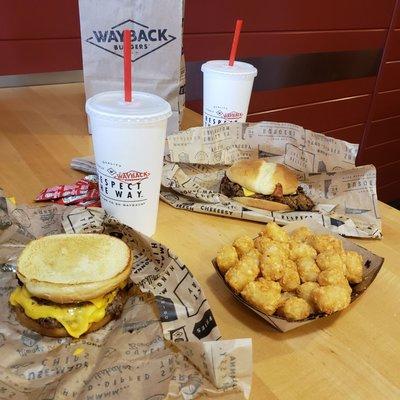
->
xmin=16 ymin=233 xmax=132 ymax=303
xmin=226 ymin=160 xmax=298 ymax=195
xmin=233 ymin=197 xmax=292 ymax=212
xmin=17 ymin=233 xmax=130 ymax=284
xmin=17 ymin=263 xmax=132 ymax=303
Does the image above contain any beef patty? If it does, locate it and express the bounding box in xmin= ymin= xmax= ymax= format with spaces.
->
xmin=15 ymin=281 xmax=133 ymax=330
xmin=220 ymin=174 xmax=315 ymax=211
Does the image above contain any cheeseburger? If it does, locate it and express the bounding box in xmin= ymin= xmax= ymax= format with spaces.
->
xmin=9 ymin=234 xmax=133 ymax=338
xmin=220 ymin=159 xmax=314 ymax=211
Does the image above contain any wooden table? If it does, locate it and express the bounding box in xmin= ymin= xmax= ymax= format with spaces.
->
xmin=1 ymin=83 xmax=399 ymax=399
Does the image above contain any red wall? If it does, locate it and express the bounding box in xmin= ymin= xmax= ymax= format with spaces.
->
xmin=357 ymin=6 xmax=400 ymax=203
xmin=0 ymin=1 xmax=82 ymax=74
xmin=1 ymin=0 xmax=399 ymax=202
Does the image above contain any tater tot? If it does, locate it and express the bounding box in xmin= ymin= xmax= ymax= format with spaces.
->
xmin=318 ymin=268 xmax=347 ymax=287
xmin=217 ymin=222 xmax=363 ymax=320
xmin=276 ymin=291 xmax=295 ymax=308
xmin=280 ymin=268 xmax=301 ymax=292
xmin=281 ymin=297 xmax=312 ymax=321
xmin=338 ymin=251 xmax=347 ymax=264
xmin=225 ymin=255 xmax=259 ymax=293
xmin=260 ymin=241 xmax=290 ymax=259
xmin=241 ymin=278 xmax=281 ymax=315
xmin=289 ymin=242 xmax=317 ymax=260
xmin=246 ymin=248 xmax=261 ymax=263
xmin=307 ymin=234 xmax=344 ymax=254
xmin=262 ymin=222 xmax=289 ymax=243
xmin=233 ymin=235 xmax=254 ymax=258
xmin=312 ymin=285 xmax=351 ymax=314
xmin=316 ymin=250 xmax=346 ymax=274
xmin=216 ymin=245 xmax=238 ymax=274
xmin=260 ymin=254 xmax=285 ymax=281
xmin=297 ymin=282 xmax=320 ymax=309
xmin=285 ymin=259 xmax=298 ymax=271
xmin=290 ymin=226 xmax=313 ymax=242
xmin=296 ymin=257 xmax=320 ymax=282
xmin=344 ymin=251 xmax=363 ymax=284
xmin=254 ymin=235 xmax=273 ymax=253
xmin=339 ymin=279 xmax=353 ymax=296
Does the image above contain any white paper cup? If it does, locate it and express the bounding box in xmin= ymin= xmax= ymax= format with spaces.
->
xmin=86 ymin=91 xmax=172 ymax=236
xmin=201 ymin=60 xmax=257 ymax=126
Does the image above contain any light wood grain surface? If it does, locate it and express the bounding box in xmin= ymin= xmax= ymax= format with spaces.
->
xmin=0 ymin=83 xmax=399 ymax=399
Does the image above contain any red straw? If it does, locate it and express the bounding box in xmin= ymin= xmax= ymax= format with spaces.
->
xmin=228 ymin=19 xmax=243 ymax=66
xmin=123 ymin=29 xmax=132 ymax=102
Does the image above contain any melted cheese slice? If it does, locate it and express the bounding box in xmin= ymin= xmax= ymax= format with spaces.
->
xmin=242 ymin=187 xmax=256 ymax=197
xmin=9 ymin=286 xmax=118 ymax=338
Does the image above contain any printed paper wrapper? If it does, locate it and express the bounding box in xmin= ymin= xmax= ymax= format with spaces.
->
xmin=0 ymin=191 xmax=252 ymax=400
xmin=163 ymin=121 xmax=381 ymax=239
xmin=212 ymin=221 xmax=384 ymax=332
xmin=71 ymin=121 xmax=382 ymax=239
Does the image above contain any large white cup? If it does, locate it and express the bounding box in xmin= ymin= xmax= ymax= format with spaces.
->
xmin=201 ymin=60 xmax=257 ymax=127
xmin=86 ymin=91 xmax=172 ymax=236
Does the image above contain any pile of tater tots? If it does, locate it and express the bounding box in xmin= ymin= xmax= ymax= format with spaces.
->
xmin=216 ymin=222 xmax=364 ymax=321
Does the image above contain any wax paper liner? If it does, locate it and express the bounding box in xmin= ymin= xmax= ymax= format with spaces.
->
xmin=162 ymin=121 xmax=382 ymax=238
xmin=70 ymin=119 xmax=382 ymax=238
xmin=0 ymin=190 xmax=252 ymax=400
xmin=212 ymin=220 xmax=384 ymax=332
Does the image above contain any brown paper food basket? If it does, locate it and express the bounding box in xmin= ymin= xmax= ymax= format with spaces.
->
xmin=212 ymin=221 xmax=384 ymax=332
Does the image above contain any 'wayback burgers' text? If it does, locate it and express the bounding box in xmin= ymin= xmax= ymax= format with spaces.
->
xmin=85 ymin=19 xmax=177 ymax=62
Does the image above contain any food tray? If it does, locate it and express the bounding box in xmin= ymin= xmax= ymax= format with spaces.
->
xmin=212 ymin=221 xmax=384 ymax=332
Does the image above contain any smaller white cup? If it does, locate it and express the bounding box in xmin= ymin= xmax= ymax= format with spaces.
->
xmin=201 ymin=60 xmax=257 ymax=127
xmin=86 ymin=91 xmax=171 ymax=237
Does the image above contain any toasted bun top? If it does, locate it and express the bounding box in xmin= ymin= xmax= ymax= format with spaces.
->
xmin=17 ymin=234 xmax=131 ymax=285
xmin=226 ymin=160 xmax=298 ymax=195
xmin=17 ymin=263 xmax=131 ymax=303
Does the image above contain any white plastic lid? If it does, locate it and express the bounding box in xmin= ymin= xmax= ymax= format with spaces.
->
xmin=85 ymin=91 xmax=172 ymax=123
xmin=201 ymin=60 xmax=257 ymax=77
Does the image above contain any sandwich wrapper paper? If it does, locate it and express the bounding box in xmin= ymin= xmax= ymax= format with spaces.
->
xmin=212 ymin=220 xmax=384 ymax=332
xmin=164 ymin=121 xmax=381 ymax=238
xmin=71 ymin=121 xmax=381 ymax=239
xmin=0 ymin=191 xmax=252 ymax=400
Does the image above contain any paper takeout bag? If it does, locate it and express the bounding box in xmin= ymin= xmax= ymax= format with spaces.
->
xmin=212 ymin=221 xmax=384 ymax=332
xmin=0 ymin=192 xmax=252 ymax=399
xmin=162 ymin=121 xmax=382 ymax=238
xmin=78 ymin=0 xmax=185 ymax=134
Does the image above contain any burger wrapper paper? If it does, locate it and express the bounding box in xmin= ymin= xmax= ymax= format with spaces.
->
xmin=70 ymin=121 xmax=381 ymax=238
xmin=0 ymin=194 xmax=252 ymax=400
xmin=212 ymin=220 xmax=384 ymax=332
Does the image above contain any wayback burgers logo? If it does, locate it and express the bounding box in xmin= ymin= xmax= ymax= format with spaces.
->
xmin=217 ymin=110 xmax=243 ymax=120
xmin=108 ymin=168 xmax=150 ymax=183
xmin=86 ymin=19 xmax=176 ymax=62
xmin=113 ymin=170 xmax=150 ymax=183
